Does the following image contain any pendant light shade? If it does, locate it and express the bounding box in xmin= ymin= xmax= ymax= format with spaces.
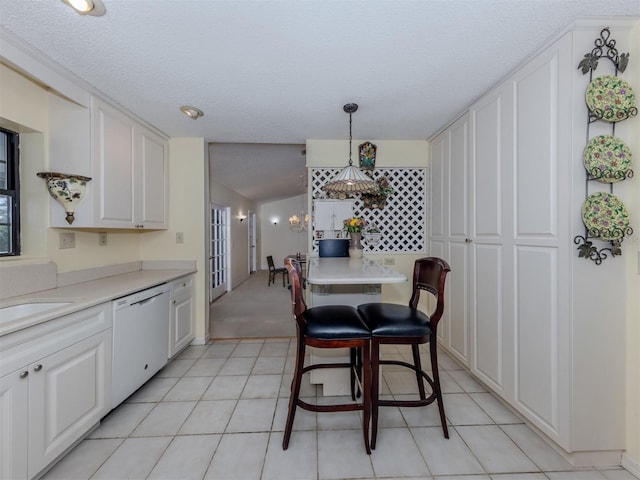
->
xmin=323 ymin=103 xmax=378 ymax=194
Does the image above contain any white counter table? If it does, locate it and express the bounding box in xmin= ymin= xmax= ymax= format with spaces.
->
xmin=304 ymin=256 xmax=407 ymax=395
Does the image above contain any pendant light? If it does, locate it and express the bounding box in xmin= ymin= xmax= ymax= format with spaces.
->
xmin=322 ymin=103 xmax=378 ymax=194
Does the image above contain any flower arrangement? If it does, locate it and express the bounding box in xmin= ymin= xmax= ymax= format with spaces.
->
xmin=361 ymin=176 xmax=395 ymax=209
xmin=343 ymin=216 xmax=367 ymax=233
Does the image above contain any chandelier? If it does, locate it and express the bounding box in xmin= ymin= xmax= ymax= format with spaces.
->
xmin=289 ymin=212 xmax=308 ymax=232
xmin=322 ymin=103 xmax=378 ymax=194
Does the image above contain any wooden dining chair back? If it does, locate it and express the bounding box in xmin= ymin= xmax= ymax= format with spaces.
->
xmin=283 ymin=258 xmax=372 ymax=454
xmin=266 ymin=255 xmax=288 ymax=287
xmin=357 ymin=256 xmax=451 ymax=449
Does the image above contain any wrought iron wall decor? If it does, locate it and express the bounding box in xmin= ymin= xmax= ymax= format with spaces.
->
xmin=574 ymin=27 xmax=635 ymax=265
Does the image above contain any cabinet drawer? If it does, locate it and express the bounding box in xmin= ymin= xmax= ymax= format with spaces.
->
xmin=0 ymin=303 xmax=111 ymax=377
xmin=171 ymin=275 xmax=194 ymax=299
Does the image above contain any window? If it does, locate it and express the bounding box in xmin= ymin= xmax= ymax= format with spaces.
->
xmin=0 ymin=128 xmax=20 ymax=256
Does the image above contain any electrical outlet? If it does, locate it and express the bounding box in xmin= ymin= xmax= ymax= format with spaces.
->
xmin=59 ymin=232 xmax=76 ymax=249
xmin=176 ymin=232 xmax=184 ymax=244
xmin=383 ymin=258 xmax=395 ymax=266
xmin=98 ymin=232 xmax=107 ymax=246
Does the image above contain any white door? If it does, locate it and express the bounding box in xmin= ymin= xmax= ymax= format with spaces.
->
xmin=210 ymin=204 xmax=229 ymax=302
xmin=249 ymin=211 xmax=257 ymax=273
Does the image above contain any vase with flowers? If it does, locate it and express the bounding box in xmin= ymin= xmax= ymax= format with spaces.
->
xmin=344 ymin=216 xmax=366 ymax=259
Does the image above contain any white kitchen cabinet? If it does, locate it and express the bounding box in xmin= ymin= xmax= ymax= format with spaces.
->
xmin=169 ymin=274 xmax=195 ymax=358
xmin=429 ymin=21 xmax=632 ymax=464
xmin=0 ymin=303 xmax=112 ymax=480
xmin=88 ymin=97 xmax=168 ymax=229
xmin=314 ymin=200 xmax=353 ymax=231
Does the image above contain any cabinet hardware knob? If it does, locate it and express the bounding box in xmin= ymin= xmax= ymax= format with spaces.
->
xmin=173 ymin=300 xmax=176 ymax=304
xmin=34 ymin=364 xmax=43 ymax=372
xmin=465 ymin=238 xmax=472 ymax=243
xmin=20 ymin=371 xmax=29 ymax=378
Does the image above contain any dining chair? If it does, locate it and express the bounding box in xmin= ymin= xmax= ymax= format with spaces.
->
xmin=357 ymin=257 xmax=451 ymax=449
xmin=283 ymin=258 xmax=372 ymax=454
xmin=266 ymin=255 xmax=288 ymax=287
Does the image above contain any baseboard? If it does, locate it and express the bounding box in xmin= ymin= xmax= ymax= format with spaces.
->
xmin=622 ymin=453 xmax=640 ymax=479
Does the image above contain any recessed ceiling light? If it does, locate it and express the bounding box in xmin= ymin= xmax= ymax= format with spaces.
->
xmin=180 ymin=106 xmax=204 ymax=120
xmin=61 ymin=0 xmax=106 ymax=16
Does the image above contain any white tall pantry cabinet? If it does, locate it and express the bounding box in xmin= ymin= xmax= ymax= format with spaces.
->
xmin=429 ymin=20 xmax=635 ymax=464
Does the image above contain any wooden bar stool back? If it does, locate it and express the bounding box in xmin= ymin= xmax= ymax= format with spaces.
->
xmin=283 ymin=258 xmax=372 ymax=454
xmin=357 ymin=257 xmax=451 ymax=449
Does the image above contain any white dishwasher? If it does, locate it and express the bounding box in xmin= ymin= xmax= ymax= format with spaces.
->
xmin=112 ymin=283 xmax=170 ymax=408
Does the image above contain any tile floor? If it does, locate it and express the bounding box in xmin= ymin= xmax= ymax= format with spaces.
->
xmin=42 ymin=339 xmax=635 ymax=480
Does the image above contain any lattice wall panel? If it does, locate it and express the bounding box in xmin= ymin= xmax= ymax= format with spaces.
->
xmin=311 ymin=168 xmax=427 ymax=253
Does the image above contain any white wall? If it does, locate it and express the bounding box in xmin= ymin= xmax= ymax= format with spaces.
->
xmin=258 ymin=194 xmax=309 ymax=270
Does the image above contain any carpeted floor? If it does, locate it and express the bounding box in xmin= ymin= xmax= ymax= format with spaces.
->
xmin=209 ymin=270 xmax=295 ymax=339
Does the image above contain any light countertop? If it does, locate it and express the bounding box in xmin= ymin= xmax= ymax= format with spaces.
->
xmin=305 ymin=257 xmax=407 ymax=285
xmin=0 ymin=268 xmax=195 ymax=336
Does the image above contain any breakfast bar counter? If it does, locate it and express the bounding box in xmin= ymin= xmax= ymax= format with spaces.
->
xmin=304 ymin=256 xmax=407 ymax=395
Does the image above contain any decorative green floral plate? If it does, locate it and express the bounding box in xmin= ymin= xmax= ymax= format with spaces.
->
xmin=585 ymin=75 xmax=636 ymax=122
xmin=581 ymin=192 xmax=631 ymax=240
xmin=582 ymin=135 xmax=633 ymax=183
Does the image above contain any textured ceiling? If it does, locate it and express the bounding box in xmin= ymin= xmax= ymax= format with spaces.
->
xmin=1 ymin=0 xmax=639 ymax=200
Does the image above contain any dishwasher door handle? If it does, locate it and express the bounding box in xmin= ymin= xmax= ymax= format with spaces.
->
xmin=132 ymin=292 xmax=164 ymax=306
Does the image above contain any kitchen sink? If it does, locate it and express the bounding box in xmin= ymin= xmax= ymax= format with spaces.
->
xmin=0 ymin=302 xmax=72 ymax=323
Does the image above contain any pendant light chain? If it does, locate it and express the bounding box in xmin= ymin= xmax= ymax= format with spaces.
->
xmin=348 ymin=111 xmax=353 ymax=166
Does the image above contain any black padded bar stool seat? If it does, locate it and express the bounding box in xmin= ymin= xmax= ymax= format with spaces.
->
xmin=283 ymin=258 xmax=372 ymax=454
xmin=357 ymin=257 xmax=451 ymax=450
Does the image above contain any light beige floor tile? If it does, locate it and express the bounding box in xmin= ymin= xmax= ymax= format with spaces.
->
xmin=231 ymin=341 xmax=264 ymax=357
xmin=272 ymin=397 xmax=318 ymax=432
xmin=317 ymin=429 xmax=375 ymax=479
xmin=316 ymin=395 xmax=364 ymax=430
xmin=260 ymin=341 xmax=291 ymax=357
xmin=469 ymin=393 xmax=523 ymax=425
xmin=202 ymin=375 xmax=248 ymax=400
xmin=436 ymin=475 xmax=490 ymax=480
xmin=444 ymin=393 xmax=494 ymax=425
xmin=456 ymin=425 xmax=538 ymax=473
xmin=252 ymin=355 xmax=287 ymax=374
xmin=125 ymin=377 xmax=179 ymax=403
xmin=147 ymin=434 xmax=221 ymax=480
xmin=88 ymin=403 xmax=155 ymax=438
xmin=449 ymin=370 xmax=489 ymax=392
xmin=490 ymin=474 xmax=549 ymax=480
xmin=176 ymin=345 xmax=209 ymax=359
xmin=41 ymin=439 xmax=123 ymax=479
xmin=598 ymin=468 xmax=640 ymax=480
xmin=179 ymin=399 xmax=237 ymax=434
xmin=130 ymin=401 xmax=196 ymax=437
xmin=184 ymin=357 xmax=226 ymax=377
xmin=241 ymin=374 xmax=282 ymax=398
xmin=226 ymin=398 xmax=278 ymax=433
xmin=374 ymin=396 xmax=407 ymax=428
xmin=262 ymin=430 xmax=317 ymax=480
xmin=91 ymin=436 xmax=172 ymax=479
xmin=411 ymin=426 xmax=485 ymax=475
xmin=370 ymin=427 xmax=428 ymax=477
xmin=501 ymin=424 xmax=575 ymax=471
xmin=163 ymin=376 xmax=214 ymax=401
xmin=397 ymin=396 xmax=449 ymax=428
xmin=155 ymin=358 xmax=196 ymax=377
xmin=546 ymin=471 xmax=609 ymax=480
xmin=204 ymin=432 xmax=269 ymax=480
xmin=220 ymin=356 xmax=257 ymax=375
xmin=202 ymin=340 xmax=238 ymax=358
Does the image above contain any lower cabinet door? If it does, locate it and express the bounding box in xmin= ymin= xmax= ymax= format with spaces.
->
xmin=0 ymin=369 xmax=29 ymax=480
xmin=170 ymin=293 xmax=194 ymax=358
xmin=28 ymin=329 xmax=112 ymax=478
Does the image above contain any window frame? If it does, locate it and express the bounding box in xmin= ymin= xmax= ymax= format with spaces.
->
xmin=0 ymin=127 xmax=20 ymax=257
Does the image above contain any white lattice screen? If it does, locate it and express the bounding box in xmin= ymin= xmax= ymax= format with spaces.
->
xmin=311 ymin=168 xmax=427 ymax=253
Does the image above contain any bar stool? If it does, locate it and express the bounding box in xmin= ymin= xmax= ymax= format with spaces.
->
xmin=283 ymin=258 xmax=372 ymax=454
xmin=357 ymin=257 xmax=451 ymax=449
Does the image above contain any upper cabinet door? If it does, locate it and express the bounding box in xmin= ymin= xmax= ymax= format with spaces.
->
xmin=138 ymin=127 xmax=168 ymax=229
xmin=92 ymin=97 xmax=136 ymax=228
